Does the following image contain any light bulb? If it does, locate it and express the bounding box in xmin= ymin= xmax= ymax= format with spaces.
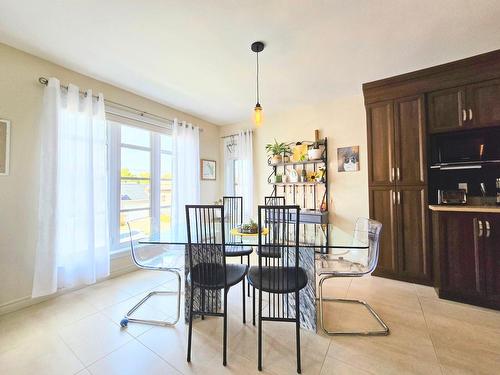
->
xmin=254 ymin=103 xmax=263 ymax=126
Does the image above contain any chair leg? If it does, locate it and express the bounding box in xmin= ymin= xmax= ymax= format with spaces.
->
xmin=121 ymin=270 xmax=181 ymax=327
xmin=252 ymin=286 xmax=256 ymax=326
xmin=187 ymin=285 xmax=194 ymax=363
xmin=318 ymin=276 xmax=389 ymax=336
xmin=223 ymin=289 xmax=228 ymax=366
xmin=242 ymin=278 xmax=246 ymax=324
xmin=295 ymin=291 xmax=301 ymax=374
xmin=201 ymin=289 xmax=205 ymax=320
xmin=258 ymin=288 xmax=262 ymax=371
xmin=247 ymin=254 xmax=251 ymax=297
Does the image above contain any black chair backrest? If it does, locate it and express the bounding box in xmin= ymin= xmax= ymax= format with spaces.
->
xmin=185 ymin=205 xmax=226 ymax=289
xmin=258 ymin=205 xmax=300 ymax=318
xmin=264 ymin=196 xmax=286 ymax=206
xmin=223 ymin=196 xmax=243 ymax=243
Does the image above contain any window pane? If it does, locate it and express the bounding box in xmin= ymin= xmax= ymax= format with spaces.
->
xmin=121 ymin=179 xmax=151 ymax=211
xmin=121 ymin=125 xmax=150 ymax=148
xmin=161 ymin=153 xmax=172 ymax=179
xmin=160 ymin=207 xmax=172 ymax=234
xmin=121 ymin=147 xmax=150 ymax=178
xmin=120 ymin=209 xmax=151 ymax=243
xmin=234 ymin=159 xmax=242 ymax=196
xmin=161 ymin=134 xmax=173 ymax=152
xmin=160 ymin=179 xmax=172 ymax=207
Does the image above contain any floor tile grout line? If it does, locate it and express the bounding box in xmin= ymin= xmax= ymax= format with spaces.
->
xmin=415 ymin=286 xmax=445 ymax=375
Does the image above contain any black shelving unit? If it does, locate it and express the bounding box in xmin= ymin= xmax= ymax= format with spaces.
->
xmin=267 ymin=138 xmax=328 ymax=224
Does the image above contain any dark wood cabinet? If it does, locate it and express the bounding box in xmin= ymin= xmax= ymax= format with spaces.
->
xmin=433 ymin=211 xmax=500 ymax=310
xmin=428 ymin=87 xmax=466 ymax=133
xmin=484 ymin=214 xmax=500 ymax=304
xmin=367 ymin=102 xmax=394 ymax=186
xmin=468 ymin=79 xmax=500 ymax=129
xmin=394 ymin=96 xmax=427 ymax=186
xmin=367 ymin=96 xmax=431 ymax=284
xmin=428 ymin=79 xmax=500 ymax=133
xmin=369 ymin=187 xmax=398 ymax=275
xmin=397 ymin=186 xmax=431 ymax=282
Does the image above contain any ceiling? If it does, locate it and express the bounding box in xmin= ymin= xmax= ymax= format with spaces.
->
xmin=1 ymin=1 xmax=500 ymax=125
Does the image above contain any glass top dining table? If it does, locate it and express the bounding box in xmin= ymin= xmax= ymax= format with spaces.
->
xmin=138 ymin=223 xmax=369 ymax=251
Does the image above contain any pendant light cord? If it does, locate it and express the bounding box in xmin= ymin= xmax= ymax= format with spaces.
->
xmin=256 ymin=51 xmax=260 ymax=104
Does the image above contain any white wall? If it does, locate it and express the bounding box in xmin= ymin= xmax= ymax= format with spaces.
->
xmin=219 ymin=95 xmax=369 ymax=231
xmin=0 ymin=43 xmax=221 ymax=310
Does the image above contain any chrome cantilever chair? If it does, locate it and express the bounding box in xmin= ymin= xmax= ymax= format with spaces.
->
xmin=120 ymin=218 xmax=182 ymax=328
xmin=317 ymin=218 xmax=389 ymax=336
xmin=186 ymin=205 xmax=249 ymax=366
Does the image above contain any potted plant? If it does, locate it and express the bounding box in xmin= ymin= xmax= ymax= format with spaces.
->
xmin=266 ymin=139 xmax=290 ymax=165
xmin=308 ymin=141 xmax=323 ymax=160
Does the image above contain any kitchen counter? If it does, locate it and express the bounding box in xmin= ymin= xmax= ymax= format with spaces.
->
xmin=429 ymin=205 xmax=500 ymax=213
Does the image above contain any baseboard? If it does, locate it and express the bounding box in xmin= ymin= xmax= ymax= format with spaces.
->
xmin=0 ymin=263 xmax=138 ymax=316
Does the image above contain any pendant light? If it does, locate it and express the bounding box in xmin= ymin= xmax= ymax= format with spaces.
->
xmin=251 ymin=41 xmax=265 ymax=126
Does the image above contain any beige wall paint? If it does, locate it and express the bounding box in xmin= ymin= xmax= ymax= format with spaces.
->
xmin=0 ymin=43 xmax=220 ymax=309
xmin=220 ymin=96 xmax=369 ymax=231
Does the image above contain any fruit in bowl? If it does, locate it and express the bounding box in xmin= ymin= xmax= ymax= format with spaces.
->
xmin=239 ymin=220 xmax=258 ymax=234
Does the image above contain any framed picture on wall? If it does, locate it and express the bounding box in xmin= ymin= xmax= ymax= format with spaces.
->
xmin=201 ymin=159 xmax=216 ymax=180
xmin=337 ymin=146 xmax=360 ymax=172
xmin=0 ymin=119 xmax=11 ymax=176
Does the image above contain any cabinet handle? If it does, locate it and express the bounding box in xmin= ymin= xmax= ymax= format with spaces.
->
xmin=397 ymin=167 xmax=401 ymax=181
xmin=391 ymin=168 xmax=395 ymax=181
xmin=469 ymin=109 xmax=473 ymax=121
xmin=462 ymin=109 xmax=467 ymax=124
xmin=392 ymin=191 xmax=396 ymax=205
xmin=397 ymin=191 xmax=401 ymax=205
xmin=485 ymin=220 xmax=491 ymax=238
xmin=478 ymin=220 xmax=484 ymax=237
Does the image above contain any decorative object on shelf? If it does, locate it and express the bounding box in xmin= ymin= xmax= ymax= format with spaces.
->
xmin=316 ymin=167 xmax=326 ymax=183
xmin=251 ymin=41 xmax=265 ymax=126
xmin=200 ymin=159 xmax=216 ymax=180
xmin=300 ymin=168 xmax=307 ymax=182
xmin=287 ymin=167 xmax=299 ymax=183
xmin=266 ymin=139 xmax=291 ymax=165
xmin=282 ymin=174 xmax=288 ymax=183
xmin=0 ymin=119 xmax=11 ymax=176
xmin=240 ymin=220 xmax=258 ymax=234
xmin=337 ymin=146 xmax=360 ymax=172
xmin=274 ymin=173 xmax=283 ymax=183
xmin=308 ymin=141 xmax=323 ymax=160
xmin=291 ymin=142 xmax=309 ymax=162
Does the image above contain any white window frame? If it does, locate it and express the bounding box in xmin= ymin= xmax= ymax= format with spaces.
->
xmin=107 ymin=115 xmax=173 ymax=254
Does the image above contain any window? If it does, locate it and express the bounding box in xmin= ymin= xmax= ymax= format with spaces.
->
xmin=108 ymin=120 xmax=173 ymax=252
xmin=233 ymin=159 xmax=242 ymax=196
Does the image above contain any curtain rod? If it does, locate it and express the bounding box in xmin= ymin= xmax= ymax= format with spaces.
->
xmin=220 ymin=130 xmax=253 ymax=139
xmin=38 ymin=77 xmax=203 ymax=132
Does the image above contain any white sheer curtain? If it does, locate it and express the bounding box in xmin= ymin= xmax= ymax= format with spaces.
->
xmin=32 ymin=78 xmax=109 ymax=297
xmin=223 ymin=137 xmax=236 ymax=196
xmin=237 ymin=130 xmax=254 ymax=222
xmin=171 ymin=119 xmax=200 ymax=241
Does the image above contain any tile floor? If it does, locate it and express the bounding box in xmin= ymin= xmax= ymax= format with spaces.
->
xmin=1 ymin=269 xmax=499 ymax=375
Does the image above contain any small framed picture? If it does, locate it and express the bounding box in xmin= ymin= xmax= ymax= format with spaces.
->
xmin=337 ymin=146 xmax=360 ymax=172
xmin=0 ymin=119 xmax=11 ymax=176
xmin=201 ymin=159 xmax=216 ymax=180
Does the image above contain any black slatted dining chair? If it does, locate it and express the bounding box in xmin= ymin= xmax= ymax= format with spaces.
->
xmin=223 ymin=196 xmax=253 ymax=301
xmin=248 ymin=205 xmax=306 ymax=374
xmin=185 ymin=205 xmax=249 ymax=366
xmin=264 ymin=195 xmax=285 ymax=206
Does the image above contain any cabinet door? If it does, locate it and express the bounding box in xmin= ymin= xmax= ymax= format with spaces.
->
xmin=428 ymin=87 xmax=466 ymax=133
xmin=394 ymin=96 xmax=427 ymax=186
xmin=369 ymin=187 xmax=398 ymax=275
xmin=484 ymin=214 xmax=500 ymax=304
xmin=468 ymin=79 xmax=500 ymax=128
xmin=396 ymin=186 xmax=432 ymax=282
xmin=439 ymin=213 xmax=483 ymax=297
xmin=367 ymin=102 xmax=395 ymax=186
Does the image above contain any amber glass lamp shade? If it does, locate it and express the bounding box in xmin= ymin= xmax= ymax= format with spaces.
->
xmin=254 ymin=102 xmax=263 ymax=126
